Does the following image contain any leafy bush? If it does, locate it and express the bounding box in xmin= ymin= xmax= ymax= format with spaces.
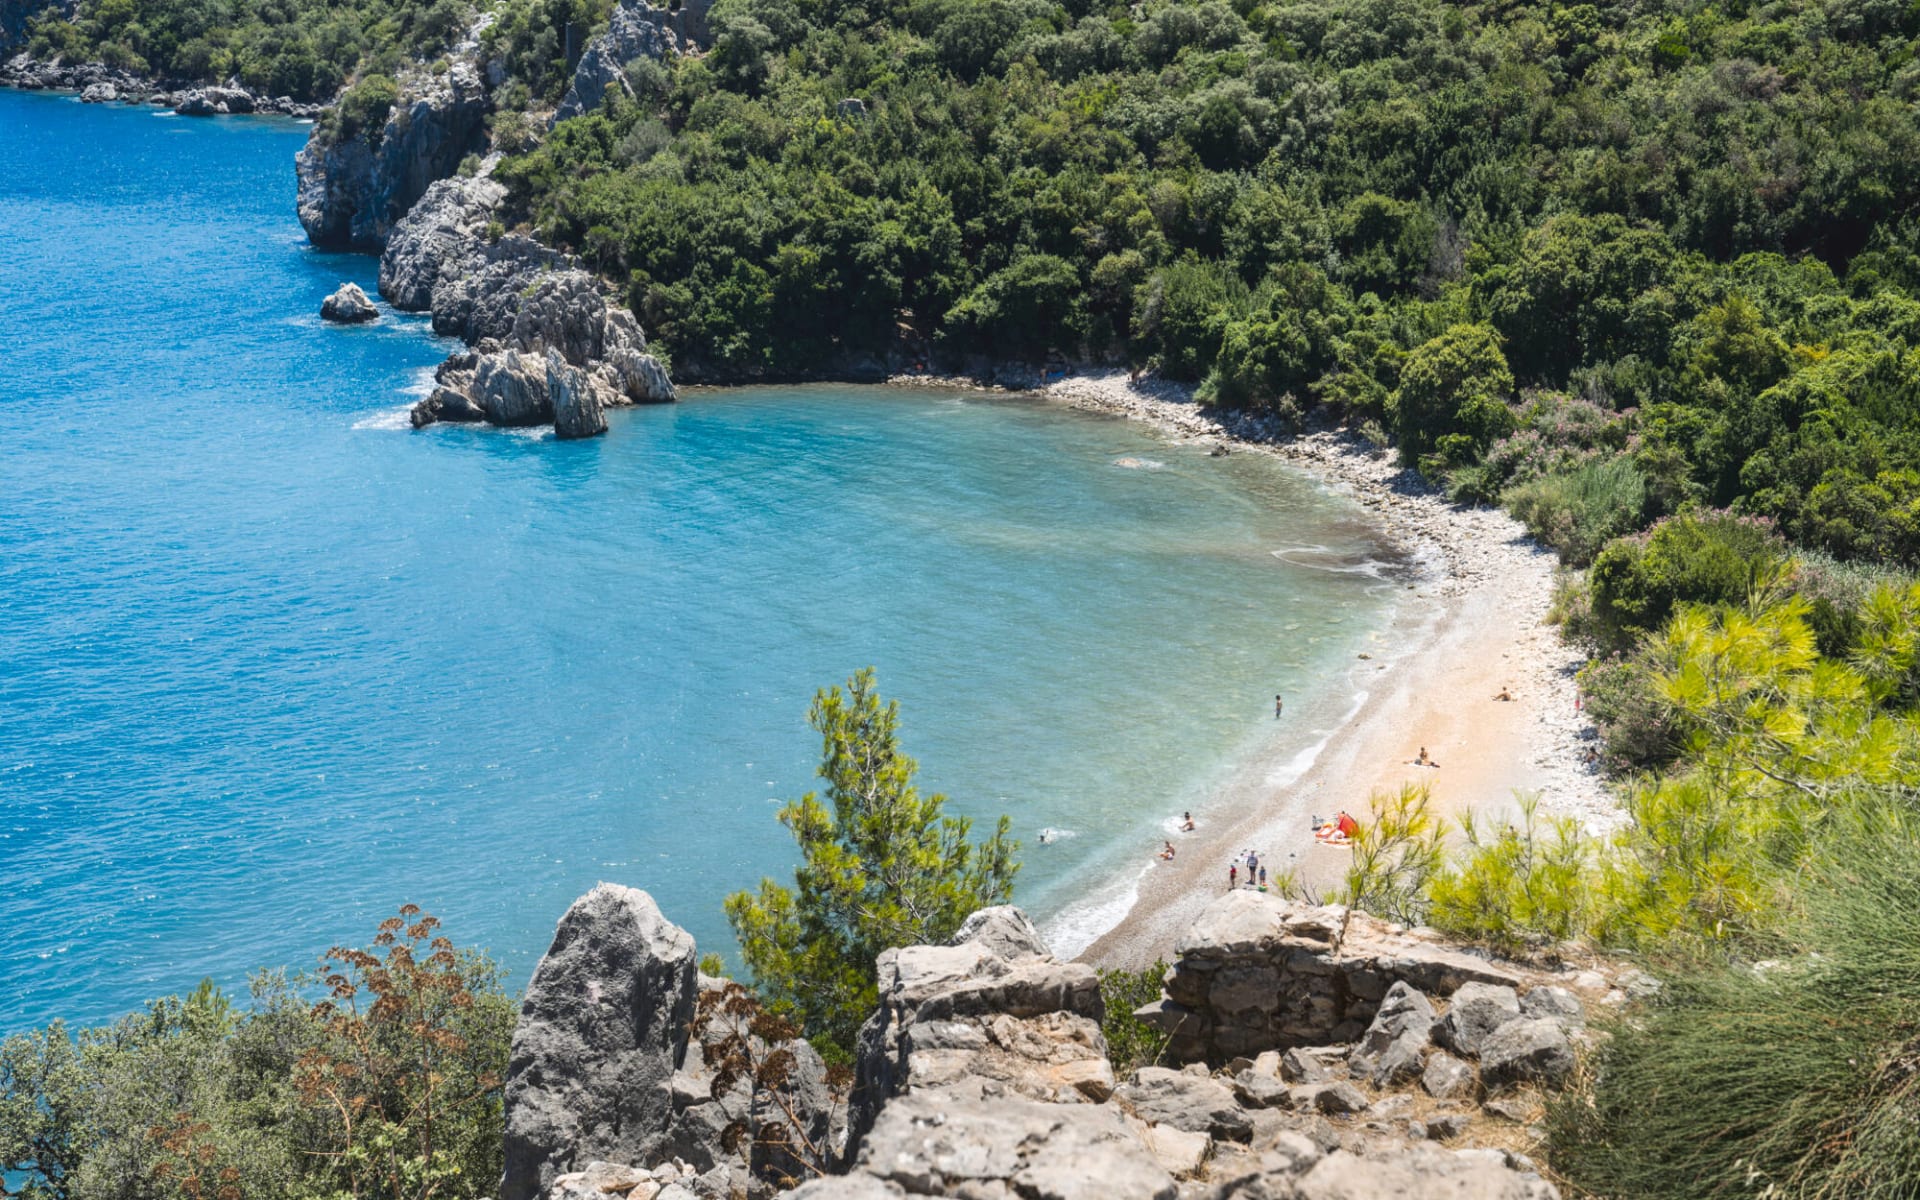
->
xmin=1587 ymin=510 xmax=1786 ymax=648
xmin=1549 ymin=802 xmax=1920 ymax=1198
xmin=325 ymin=73 xmax=399 ymax=144
xmin=1389 ymin=324 xmax=1515 ymax=471
xmin=0 ymin=909 xmax=513 ymax=1200
xmin=725 ymin=670 xmax=1020 ymax=1060
xmin=1095 ymin=962 xmax=1170 ymax=1075
xmin=1502 ymin=455 xmax=1649 ymax=566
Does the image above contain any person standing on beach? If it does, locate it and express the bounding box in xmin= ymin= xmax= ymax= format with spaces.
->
xmin=1275 ymin=694 xmax=1284 ymax=718
xmin=1229 ymin=864 xmax=1238 ymax=890
xmin=1259 ymin=865 xmax=1268 ymax=890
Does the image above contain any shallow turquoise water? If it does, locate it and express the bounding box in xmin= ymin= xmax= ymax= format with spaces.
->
xmin=0 ymin=88 xmax=1398 ymax=1033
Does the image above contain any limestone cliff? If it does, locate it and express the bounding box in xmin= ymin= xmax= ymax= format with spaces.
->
xmin=378 ymin=171 xmax=674 ymax=438
xmin=295 ymin=62 xmax=490 ymax=251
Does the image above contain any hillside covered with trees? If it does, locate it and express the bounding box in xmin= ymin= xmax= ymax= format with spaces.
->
xmin=478 ymin=0 xmax=1920 ymax=576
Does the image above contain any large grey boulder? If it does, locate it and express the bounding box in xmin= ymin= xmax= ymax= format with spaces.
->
xmin=1422 ymin=1051 xmax=1477 ymax=1100
xmin=175 ymin=85 xmax=253 ymax=115
xmin=500 ymin=884 xmax=699 ymax=1200
xmin=831 ymin=1093 xmax=1177 ymax=1200
xmin=1347 ymin=981 xmax=1433 ymax=1086
xmin=472 ymin=349 xmax=552 ymax=426
xmin=1478 ymin=1018 xmax=1575 ymax=1090
xmin=554 ymin=0 xmax=681 ymax=124
xmin=1438 ymin=984 xmax=1522 ymax=1058
xmin=297 ymin=62 xmax=489 ymax=250
xmin=847 ymin=908 xmax=1112 ymax=1161
xmin=548 ymin=348 xmax=608 ymax=439
xmin=80 ymin=81 xmax=115 ymax=102
xmin=1115 ymin=1068 xmax=1253 ymax=1142
xmin=378 ymin=171 xmax=507 ymax=310
xmin=320 ymin=282 xmax=380 ymax=324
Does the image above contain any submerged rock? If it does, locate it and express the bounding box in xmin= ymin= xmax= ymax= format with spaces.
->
xmin=319 ymin=282 xmax=379 ymax=324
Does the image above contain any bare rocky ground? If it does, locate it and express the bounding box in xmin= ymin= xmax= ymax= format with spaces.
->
xmin=505 ymin=884 xmax=1647 ymax=1200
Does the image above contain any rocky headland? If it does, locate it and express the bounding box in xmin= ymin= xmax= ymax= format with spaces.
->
xmin=282 ymin=3 xmax=683 ymax=437
xmin=502 ymin=882 xmax=1642 ymax=1200
xmin=0 ymin=53 xmax=326 ymax=116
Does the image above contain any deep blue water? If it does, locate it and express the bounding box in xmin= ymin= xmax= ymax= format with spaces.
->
xmin=0 ymin=88 xmax=1397 ymax=1033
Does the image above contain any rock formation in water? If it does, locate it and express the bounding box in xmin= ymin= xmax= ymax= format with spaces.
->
xmin=1 ymin=52 xmax=323 ymax=116
xmin=295 ymin=62 xmax=490 ymax=251
xmin=320 ymin=282 xmax=380 ymax=323
xmin=499 ymin=884 xmax=1629 ymax=1200
xmin=382 ymin=172 xmax=675 ymax=437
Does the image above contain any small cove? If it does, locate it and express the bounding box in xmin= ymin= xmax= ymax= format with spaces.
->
xmin=0 ymin=87 xmax=1401 ymax=1032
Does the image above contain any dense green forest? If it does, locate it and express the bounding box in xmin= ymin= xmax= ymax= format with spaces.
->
xmin=20 ymin=0 xmax=476 ymax=98
xmin=480 ymin=0 xmax=1920 ymax=577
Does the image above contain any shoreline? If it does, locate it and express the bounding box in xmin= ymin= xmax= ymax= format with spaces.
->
xmin=891 ymin=369 xmax=1619 ymax=967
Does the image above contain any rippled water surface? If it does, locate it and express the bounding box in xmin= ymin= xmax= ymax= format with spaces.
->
xmin=0 ymin=88 xmax=1399 ymax=1032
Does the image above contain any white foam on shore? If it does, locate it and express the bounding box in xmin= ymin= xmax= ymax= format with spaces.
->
xmin=353 ymin=405 xmax=416 ymax=431
xmin=1270 ymin=544 xmax=1398 ymax=579
xmin=1042 ymin=862 xmax=1151 ymax=962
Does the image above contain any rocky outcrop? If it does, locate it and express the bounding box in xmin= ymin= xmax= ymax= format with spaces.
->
xmin=503 ymin=887 xmax=1577 ymax=1200
xmin=377 ymin=172 xmax=508 ymax=310
xmin=1 ymin=54 xmax=323 ymax=114
xmin=1134 ymin=892 xmax=1534 ymax=1060
xmin=501 ymin=884 xmax=700 ymax=1200
xmin=846 ymin=907 xmax=1113 ymax=1160
xmin=320 ymin=282 xmax=379 ymax=323
xmin=175 ymin=84 xmax=254 ymax=115
xmin=504 ymin=885 xmax=841 ymax=1200
xmin=295 ymin=62 xmax=489 ymax=251
xmin=554 ymin=0 xmax=682 ymax=124
xmin=380 ymin=171 xmax=674 ymax=437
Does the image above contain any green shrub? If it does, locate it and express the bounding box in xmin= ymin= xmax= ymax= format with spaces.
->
xmin=1095 ymin=962 xmax=1170 ymax=1075
xmin=725 ymin=670 xmax=1019 ymax=1060
xmin=327 ymin=73 xmax=399 ymax=144
xmin=1587 ymin=509 xmax=1785 ymax=648
xmin=1389 ymin=324 xmax=1515 ymax=471
xmin=0 ymin=910 xmax=513 ymax=1200
xmin=1548 ymin=801 xmax=1920 ymax=1199
xmin=1427 ymin=793 xmax=1598 ymax=950
xmin=1502 ymin=456 xmax=1649 ymax=566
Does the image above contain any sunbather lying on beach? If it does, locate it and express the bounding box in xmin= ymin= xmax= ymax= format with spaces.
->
xmin=1413 ymin=746 xmax=1439 ymax=767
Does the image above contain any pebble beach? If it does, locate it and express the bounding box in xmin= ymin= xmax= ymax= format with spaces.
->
xmin=891 ymin=369 xmax=1624 ymax=965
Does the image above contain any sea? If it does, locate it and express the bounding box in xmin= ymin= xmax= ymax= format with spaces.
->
xmin=0 ymin=86 xmax=1401 ymax=1034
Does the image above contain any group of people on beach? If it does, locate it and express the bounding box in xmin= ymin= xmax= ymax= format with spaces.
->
xmin=1157 ymin=811 xmax=1198 ymax=860
xmin=1228 ymin=848 xmax=1270 ymax=891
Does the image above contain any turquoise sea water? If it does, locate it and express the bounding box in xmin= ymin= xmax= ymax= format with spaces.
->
xmin=0 ymin=87 xmax=1399 ymax=1034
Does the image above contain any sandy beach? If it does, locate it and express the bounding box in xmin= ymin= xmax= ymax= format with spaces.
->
xmin=906 ymin=369 xmax=1623 ymax=967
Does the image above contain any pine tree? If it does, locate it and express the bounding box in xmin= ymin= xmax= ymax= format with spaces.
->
xmin=725 ymin=669 xmax=1019 ymax=1059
